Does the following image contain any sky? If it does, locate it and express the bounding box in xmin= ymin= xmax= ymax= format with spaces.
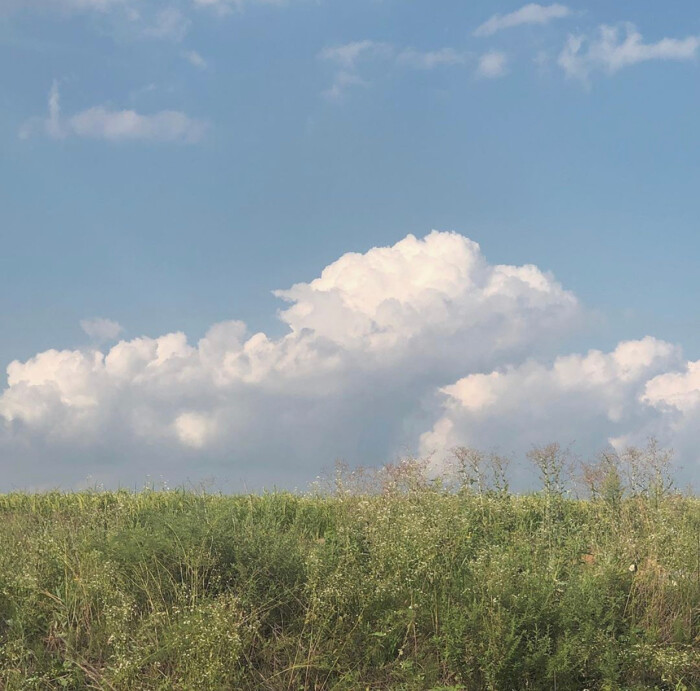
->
xmin=2 ymin=1 xmax=700 ymax=491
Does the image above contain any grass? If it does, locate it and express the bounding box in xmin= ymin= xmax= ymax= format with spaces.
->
xmin=0 ymin=458 xmax=698 ymax=689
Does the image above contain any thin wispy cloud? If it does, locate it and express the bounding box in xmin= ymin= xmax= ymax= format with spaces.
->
xmin=184 ymin=50 xmax=208 ymax=69
xmin=192 ymin=0 xmax=288 ymax=15
xmin=559 ymin=23 xmax=700 ymax=82
xmin=319 ymin=41 xmax=390 ymax=69
xmin=70 ymin=107 xmax=205 ymax=142
xmin=140 ymin=7 xmax=191 ymax=42
xmin=31 ymin=0 xmax=129 ymax=11
xmin=474 ymin=3 xmax=571 ymax=37
xmin=45 ymin=80 xmax=63 ymax=138
xmin=7 ymin=0 xmax=193 ymax=42
xmin=319 ymin=41 xmax=470 ymax=99
xmin=81 ymin=318 xmax=124 ymax=342
xmin=322 ymin=71 xmax=367 ymax=101
xmin=318 ymin=42 xmax=383 ymax=99
xmin=16 ymin=0 xmax=287 ymax=14
xmin=396 ymin=48 xmax=468 ymax=70
xmin=20 ymin=83 xmax=206 ymax=143
xmin=476 ymin=50 xmax=508 ymax=78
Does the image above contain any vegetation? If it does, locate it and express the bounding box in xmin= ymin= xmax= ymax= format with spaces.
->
xmin=0 ymin=443 xmax=698 ymax=690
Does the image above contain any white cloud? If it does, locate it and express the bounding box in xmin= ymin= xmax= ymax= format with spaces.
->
xmin=0 ymin=231 xmax=582 ymax=489
xmin=21 ymin=83 xmax=206 ymax=143
xmin=558 ymin=23 xmax=700 ymax=82
xmin=273 ymin=231 xmax=577 ymax=353
xmin=474 ymin=3 xmax=571 ymax=37
xmin=420 ymin=337 xmax=699 ymax=487
xmin=184 ymin=50 xmax=208 ymax=69
xmin=643 ymin=361 xmax=700 ymax=414
xmin=476 ymin=51 xmax=508 ymax=78
xmin=81 ymin=318 xmax=124 ymax=342
xmin=173 ymin=411 xmax=217 ymax=448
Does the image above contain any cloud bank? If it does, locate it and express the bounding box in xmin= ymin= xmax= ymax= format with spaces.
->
xmin=2 ymin=230 xmax=698 ymax=491
xmin=420 ymin=338 xmax=700 ymax=485
xmin=0 ymin=231 xmax=581 ymax=489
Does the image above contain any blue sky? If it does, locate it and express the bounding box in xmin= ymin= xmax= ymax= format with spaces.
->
xmin=2 ymin=2 xmax=700 ymax=490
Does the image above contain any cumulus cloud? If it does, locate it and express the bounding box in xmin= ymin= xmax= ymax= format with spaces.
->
xmin=20 ymin=83 xmax=206 ymax=143
xmin=0 ymin=231 xmax=582 ymax=489
xmin=474 ymin=3 xmax=571 ymax=37
xmin=420 ymin=337 xmax=699 ymax=487
xmin=173 ymin=411 xmax=217 ymax=448
xmin=273 ymin=231 xmax=577 ymax=354
xmin=6 ymin=230 xmax=699 ymax=491
xmin=643 ymin=361 xmax=700 ymax=413
xmin=558 ymin=23 xmax=700 ymax=82
xmin=476 ymin=51 xmax=508 ymax=79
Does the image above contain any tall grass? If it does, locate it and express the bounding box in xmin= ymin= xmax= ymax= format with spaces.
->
xmin=0 ymin=457 xmax=698 ymax=689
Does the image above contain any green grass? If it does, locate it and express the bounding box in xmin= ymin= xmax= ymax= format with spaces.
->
xmin=0 ymin=479 xmax=698 ymax=689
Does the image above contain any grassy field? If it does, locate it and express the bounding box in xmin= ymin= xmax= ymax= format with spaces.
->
xmin=0 ymin=454 xmax=698 ymax=689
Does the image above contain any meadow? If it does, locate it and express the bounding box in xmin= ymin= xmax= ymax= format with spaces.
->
xmin=0 ymin=444 xmax=698 ymax=690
